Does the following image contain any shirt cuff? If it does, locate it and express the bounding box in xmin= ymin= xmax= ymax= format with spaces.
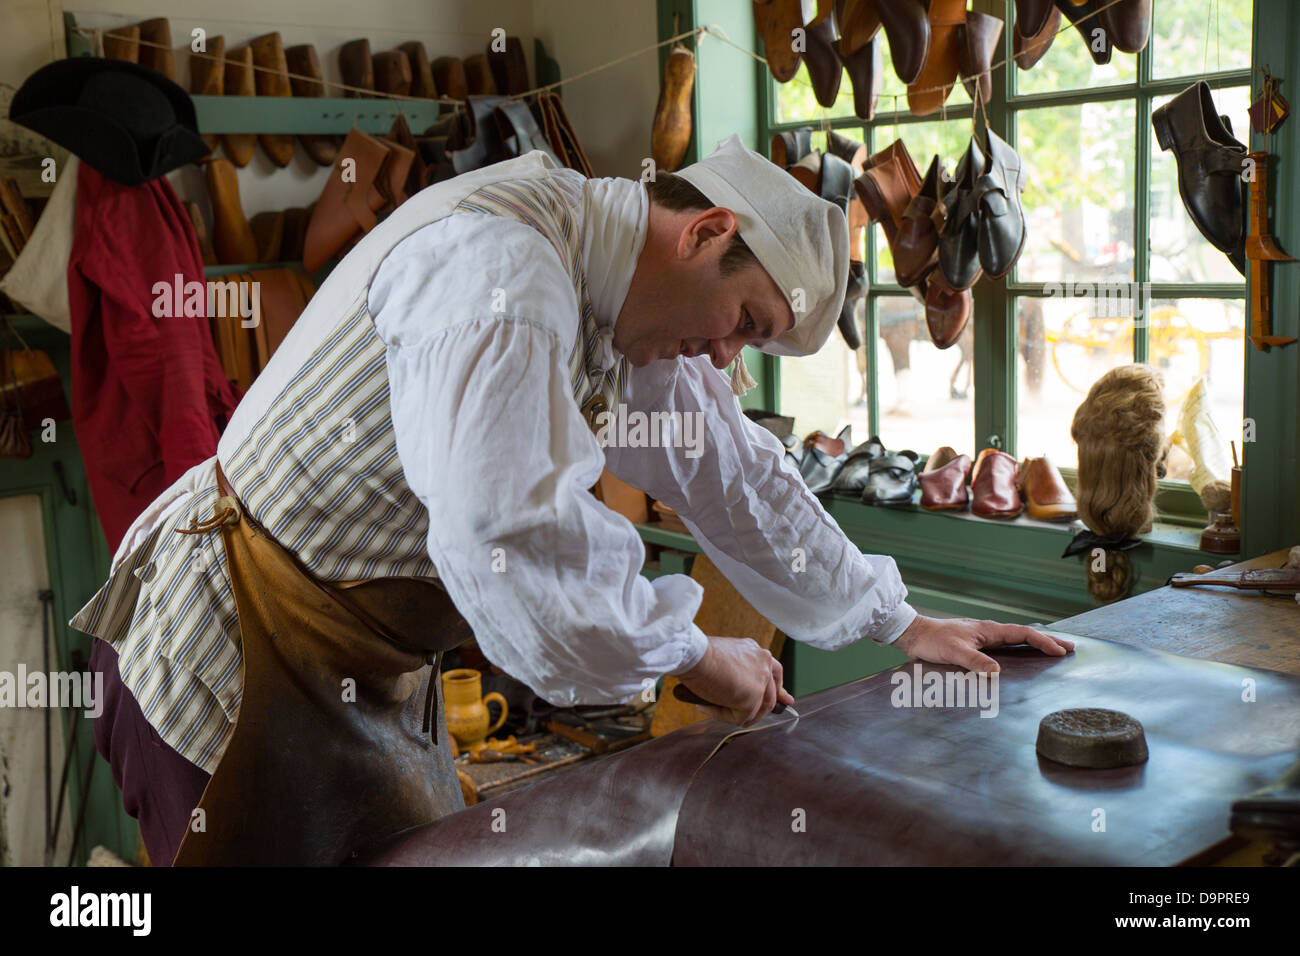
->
xmin=872 ymin=602 xmax=918 ymax=646
xmin=667 ymin=623 xmax=710 ymax=676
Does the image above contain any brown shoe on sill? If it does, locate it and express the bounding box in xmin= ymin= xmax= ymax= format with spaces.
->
xmin=1019 ymin=455 xmax=1078 ymax=521
xmin=919 ymin=446 xmax=972 ymax=511
xmin=970 ymin=447 xmax=1023 ymax=518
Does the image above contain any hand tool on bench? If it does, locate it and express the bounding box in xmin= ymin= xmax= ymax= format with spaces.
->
xmin=672 ymin=683 xmax=796 ymax=718
xmin=1169 ymin=567 xmax=1300 ymax=592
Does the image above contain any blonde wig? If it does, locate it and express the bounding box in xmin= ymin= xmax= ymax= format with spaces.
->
xmin=1070 ymin=365 xmax=1166 ymax=603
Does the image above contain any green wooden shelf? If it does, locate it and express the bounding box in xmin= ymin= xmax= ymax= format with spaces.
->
xmin=192 ymin=95 xmax=446 ymax=136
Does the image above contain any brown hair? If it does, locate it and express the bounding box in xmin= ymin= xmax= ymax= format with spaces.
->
xmin=644 ymin=172 xmax=760 ymax=277
xmin=1070 ymin=364 xmax=1166 ymax=603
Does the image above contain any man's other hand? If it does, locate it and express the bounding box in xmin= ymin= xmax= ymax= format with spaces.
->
xmin=676 ymin=636 xmax=794 ymax=726
xmin=892 ymin=616 xmax=1074 ymax=672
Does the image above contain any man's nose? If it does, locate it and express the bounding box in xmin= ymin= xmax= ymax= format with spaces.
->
xmin=710 ymin=339 xmax=744 ymax=369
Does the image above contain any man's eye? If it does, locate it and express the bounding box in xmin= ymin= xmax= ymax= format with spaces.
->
xmin=742 ymin=309 xmax=755 ymax=332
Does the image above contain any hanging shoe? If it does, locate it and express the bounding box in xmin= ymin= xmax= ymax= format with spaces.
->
xmin=958 ymin=10 xmax=1004 ymax=106
xmin=803 ymin=4 xmax=843 ymax=108
xmin=856 ymin=139 xmax=925 ymax=284
xmin=222 ymin=46 xmax=257 ymax=167
xmin=841 ymin=0 xmax=931 ymax=86
xmin=1152 ymin=81 xmax=1248 ymax=275
xmin=938 ymin=136 xmax=987 ymax=291
xmin=841 ymin=31 xmax=882 ymax=120
xmin=907 ymin=0 xmax=966 ymax=116
xmin=753 ymin=0 xmax=804 ymax=83
xmin=1099 ymin=0 xmax=1151 ymax=55
xmin=894 ymin=154 xmax=945 ymax=287
xmin=286 ymin=45 xmax=342 ymax=167
xmin=652 ymin=44 xmax=694 ymax=173
xmin=1056 ymin=0 xmax=1112 ymax=66
xmin=976 ymin=128 xmax=1028 ymax=279
xmin=1014 ymin=0 xmax=1058 ymax=37
xmin=1014 ymin=3 xmax=1061 ymax=69
xmin=250 ymin=33 xmax=296 ymax=167
xmin=495 ymin=100 xmax=560 ymax=166
xmin=924 ymin=270 xmax=972 ymax=349
xmin=827 ymin=129 xmax=868 ymax=171
xmin=837 ymin=260 xmax=866 ymax=350
xmin=770 ymin=126 xmax=813 ymax=168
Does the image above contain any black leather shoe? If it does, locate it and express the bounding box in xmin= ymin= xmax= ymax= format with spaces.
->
xmin=1014 ymin=0 xmax=1057 ymax=37
xmin=830 ymin=435 xmax=887 ymax=494
xmin=1152 ymin=81 xmax=1248 ymax=275
xmin=799 ymin=426 xmax=852 ymax=492
xmin=803 ymin=8 xmax=843 ymax=108
xmin=976 ymin=129 xmax=1028 ymax=279
xmin=837 ymin=260 xmax=866 ymax=350
xmin=861 ymin=451 xmax=920 ymax=505
xmin=1056 ymin=0 xmax=1112 ymax=66
xmin=1099 ymin=0 xmax=1151 ymax=54
xmin=771 ymin=126 xmax=813 ymax=169
xmin=939 ymin=136 xmax=987 ymax=291
xmin=841 ymin=31 xmax=882 ymax=120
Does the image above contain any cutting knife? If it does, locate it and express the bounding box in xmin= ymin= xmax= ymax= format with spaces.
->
xmin=672 ymin=683 xmax=799 ymax=718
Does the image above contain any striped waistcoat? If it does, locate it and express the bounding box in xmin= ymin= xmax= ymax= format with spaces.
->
xmin=71 ymin=157 xmax=628 ymax=772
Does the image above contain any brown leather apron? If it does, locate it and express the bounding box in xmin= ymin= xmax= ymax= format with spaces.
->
xmin=172 ymin=464 xmax=473 ymax=866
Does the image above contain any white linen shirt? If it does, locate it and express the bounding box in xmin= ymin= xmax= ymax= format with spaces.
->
xmin=364 ymin=210 xmax=915 ymax=705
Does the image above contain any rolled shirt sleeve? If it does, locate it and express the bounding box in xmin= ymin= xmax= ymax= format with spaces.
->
xmin=604 ymin=353 xmax=916 ymax=650
xmin=370 ymin=216 xmax=708 ymax=704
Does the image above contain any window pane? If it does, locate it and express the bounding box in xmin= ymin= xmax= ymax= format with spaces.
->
xmin=1015 ymin=101 xmax=1136 ymax=283
xmin=777 ymin=307 xmax=867 ymax=445
xmin=1148 ymin=297 xmax=1245 ymax=483
xmin=1149 ymin=86 xmax=1251 ymax=283
xmin=1152 ymin=0 xmax=1253 ymax=79
xmin=773 ymin=62 xmax=857 ymax=124
xmin=1012 ymin=7 xmax=1136 ymax=95
xmin=1015 ymin=293 xmax=1134 ymax=466
xmin=876 ymin=296 xmax=975 ymax=455
xmin=868 ymin=118 xmax=969 ymax=284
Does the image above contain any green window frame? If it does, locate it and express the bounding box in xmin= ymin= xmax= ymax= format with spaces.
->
xmin=759 ymin=0 xmax=1253 ymax=525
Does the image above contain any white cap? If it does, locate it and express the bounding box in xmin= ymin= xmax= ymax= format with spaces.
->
xmin=676 ymin=134 xmax=850 ymax=357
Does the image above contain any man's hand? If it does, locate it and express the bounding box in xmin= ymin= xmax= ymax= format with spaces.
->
xmin=892 ymin=616 xmax=1074 ymax=672
xmin=676 ymin=636 xmax=795 ymax=726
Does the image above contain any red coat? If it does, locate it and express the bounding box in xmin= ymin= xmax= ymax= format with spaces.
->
xmin=67 ymin=163 xmax=241 ymax=552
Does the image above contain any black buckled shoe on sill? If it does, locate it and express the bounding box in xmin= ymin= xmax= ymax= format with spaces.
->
xmin=830 ymin=436 xmax=888 ymax=494
xmin=799 ymin=426 xmax=852 ymax=493
xmin=1152 ymin=80 xmax=1248 ymax=276
xmin=861 ymin=451 xmax=920 ymax=506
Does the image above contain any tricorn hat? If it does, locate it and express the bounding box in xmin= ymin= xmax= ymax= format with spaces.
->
xmin=9 ymin=57 xmax=210 ymax=187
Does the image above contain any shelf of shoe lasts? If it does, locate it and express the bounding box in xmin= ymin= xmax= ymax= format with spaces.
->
xmin=190 ymin=95 xmax=447 ymax=137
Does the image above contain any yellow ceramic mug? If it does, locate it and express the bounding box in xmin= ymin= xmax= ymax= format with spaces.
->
xmin=441 ymin=668 xmax=508 ymax=748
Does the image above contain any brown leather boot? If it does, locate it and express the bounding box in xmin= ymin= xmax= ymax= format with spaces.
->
xmin=206 ymin=159 xmax=258 ymax=265
xmin=250 ymin=33 xmax=295 ymax=167
xmin=191 ymin=35 xmax=224 ymax=153
xmin=651 ymin=45 xmax=694 ymax=173
xmin=908 ymin=0 xmax=966 ymax=115
xmin=1014 ymin=2 xmax=1060 ymax=68
xmin=222 ymin=46 xmax=258 ymax=167
xmin=286 ymin=45 xmax=342 ymax=166
xmin=303 ymin=128 xmax=410 ymax=271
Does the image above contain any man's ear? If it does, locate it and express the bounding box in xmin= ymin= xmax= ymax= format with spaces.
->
xmin=676 ymin=207 xmax=739 ymax=261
